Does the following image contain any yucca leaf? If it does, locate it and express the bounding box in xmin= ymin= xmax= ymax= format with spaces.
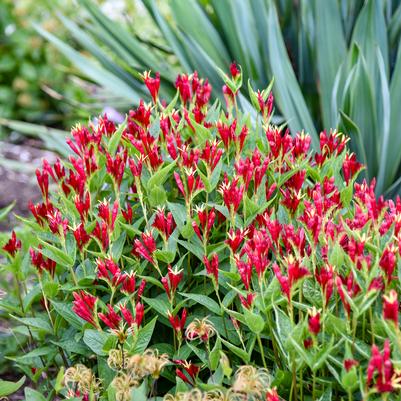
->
xmin=58 ymin=14 xmax=142 ymax=91
xmin=387 ymin=38 xmax=401 ymax=190
xmin=170 ymin=0 xmax=230 ymax=69
xmin=228 ymin=0 xmax=263 ymax=80
xmin=35 ymin=25 xmax=141 ymax=104
xmin=143 ymin=0 xmax=192 ymax=73
xmin=341 ymin=52 xmax=378 ymax=179
xmin=315 ymin=0 xmax=347 ymax=129
xmin=375 ymin=48 xmax=390 ymax=195
xmin=77 ymin=0 xmax=173 ymax=78
xmin=265 ymin=1 xmax=318 ymax=148
xmin=351 ymin=0 xmax=388 ymax=79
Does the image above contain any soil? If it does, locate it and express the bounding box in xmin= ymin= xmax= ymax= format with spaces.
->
xmin=0 ymin=139 xmax=58 ymax=232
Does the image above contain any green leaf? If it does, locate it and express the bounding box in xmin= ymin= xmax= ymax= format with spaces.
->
xmin=36 ymin=239 xmax=73 ymax=267
xmin=0 ymin=202 xmax=15 ymax=221
xmin=209 ymin=338 xmax=222 ymax=370
xmin=83 ymin=329 xmax=110 ymax=356
xmin=11 ymin=316 xmax=52 ymax=334
xmin=35 ymin=25 xmax=141 ymax=104
xmin=0 ymin=376 xmax=25 ymax=398
xmin=220 ymin=338 xmax=250 ymax=363
xmin=167 ymin=202 xmax=187 ymax=229
xmin=133 ymin=316 xmax=158 ymax=354
xmin=243 ymin=309 xmax=265 ymax=334
xmin=180 ymin=293 xmax=221 ymax=315
xmin=142 ymin=296 xmax=170 ymax=317
xmin=108 ymin=120 xmax=126 ymax=155
xmin=148 ymin=160 xmax=177 ymax=190
xmin=111 ymin=232 xmax=126 ymax=262
xmin=318 ymin=387 xmax=332 ymax=401
xmin=314 ymin=0 xmax=346 ymax=128
xmin=24 ymin=388 xmax=46 ymax=401
xmin=51 ymin=301 xmax=86 ymax=329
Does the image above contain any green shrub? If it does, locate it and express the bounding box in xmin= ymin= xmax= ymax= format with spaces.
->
xmin=2 ymin=67 xmax=401 ymax=401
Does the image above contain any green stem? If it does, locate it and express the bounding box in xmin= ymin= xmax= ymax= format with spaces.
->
xmin=256 ymin=334 xmax=267 ymax=369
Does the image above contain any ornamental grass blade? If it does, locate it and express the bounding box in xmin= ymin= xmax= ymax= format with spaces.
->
xmin=387 ymin=38 xmax=401 ymax=192
xmin=314 ymin=0 xmax=347 ymax=129
xmin=169 ymin=0 xmax=230 ymax=70
xmin=265 ymin=1 xmax=318 ymax=148
xmin=35 ymin=25 xmax=141 ymax=104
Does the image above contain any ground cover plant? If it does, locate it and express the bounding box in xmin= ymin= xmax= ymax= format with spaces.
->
xmin=1 ymin=66 xmax=401 ymax=401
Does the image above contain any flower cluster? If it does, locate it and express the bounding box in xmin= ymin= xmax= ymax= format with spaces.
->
xmin=1 ymin=66 xmax=399 ymax=401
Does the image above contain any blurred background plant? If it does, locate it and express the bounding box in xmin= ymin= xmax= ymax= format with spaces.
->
xmin=0 ymin=0 xmax=91 ymax=139
xmin=34 ymin=0 xmax=401 ymax=196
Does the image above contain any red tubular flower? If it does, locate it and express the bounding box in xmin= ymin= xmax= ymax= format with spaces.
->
xmin=36 ymin=168 xmax=49 ymax=199
xmin=92 ymin=221 xmax=109 ymax=250
xmin=367 ymin=340 xmax=396 ymax=393
xmin=308 ymin=307 xmax=321 ymax=336
xmin=239 ymin=293 xmax=255 ymax=309
xmin=121 ymin=272 xmax=136 ymax=294
xmin=219 ymin=175 xmax=244 ymax=215
xmin=230 ymin=62 xmax=240 ymax=79
xmin=168 ymin=308 xmax=187 ymax=334
xmin=152 ymin=208 xmax=176 ymax=240
xmin=129 ymin=157 xmax=143 ymax=178
xmin=135 ymin=302 xmax=144 ymax=326
xmin=203 ymin=254 xmax=219 ymax=284
xmin=98 ymin=304 xmax=121 ymax=330
xmin=383 ymin=290 xmax=398 ymax=325
xmin=120 ymin=304 xmax=135 ymax=326
xmin=73 ymin=223 xmax=90 ymax=250
xmin=72 ymin=291 xmax=97 ymax=327
xmin=343 ymin=152 xmax=363 ymax=183
xmin=344 ymin=359 xmax=359 ymax=372
xmin=201 ymin=140 xmax=223 ymax=172
xmin=142 ymin=71 xmax=160 ymax=103
xmin=162 ymin=266 xmax=183 ymax=299
xmin=226 ymin=228 xmax=248 ymax=253
xmin=106 ymin=150 xmax=127 ymax=188
xmin=121 ymin=203 xmax=133 ymax=224
xmin=335 ymin=276 xmax=350 ymax=316
xmin=30 ymin=246 xmax=56 ymax=277
xmin=47 ymin=208 xmax=68 ymax=235
xmin=137 ymin=279 xmax=146 ymax=298
xmin=2 ymin=231 xmax=21 ymax=257
xmin=175 ymin=73 xmax=192 ymax=104
xmin=174 ymin=360 xmax=200 ymax=385
xmin=96 ymin=258 xmax=123 ymax=287
xmin=235 ymin=255 xmax=252 ymax=290
xmin=379 ymin=245 xmax=397 ymax=283
xmin=266 ymin=388 xmax=280 ymax=401
xmin=315 ymin=264 xmax=334 ymax=306
xmin=75 ymin=192 xmax=91 ymax=222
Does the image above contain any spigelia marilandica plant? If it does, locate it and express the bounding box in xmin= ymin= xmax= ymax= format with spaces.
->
xmin=1 ymin=64 xmax=401 ymax=401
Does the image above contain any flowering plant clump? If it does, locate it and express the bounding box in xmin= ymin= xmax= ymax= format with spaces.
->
xmin=2 ymin=65 xmax=401 ymax=401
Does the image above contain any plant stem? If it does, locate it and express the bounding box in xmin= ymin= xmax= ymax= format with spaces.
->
xmin=256 ymin=334 xmax=267 ymax=369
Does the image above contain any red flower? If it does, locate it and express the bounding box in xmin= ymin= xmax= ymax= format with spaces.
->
xmin=73 ymin=223 xmax=90 ymax=250
xmin=308 ymin=307 xmax=321 ymax=336
xmin=343 ymin=152 xmax=363 ymax=183
xmin=226 ymin=228 xmax=248 ymax=253
xmin=168 ymin=308 xmax=187 ymax=334
xmin=2 ymin=231 xmax=21 ymax=257
xmin=379 ymin=245 xmax=397 ymax=282
xmin=344 ymin=359 xmax=359 ymax=372
xmin=98 ymin=304 xmax=121 ymax=330
xmin=142 ymin=71 xmax=160 ymax=103
xmin=72 ymin=291 xmax=97 ymax=327
xmin=383 ymin=290 xmax=398 ymax=325
xmin=266 ymin=388 xmax=280 ymax=401
xmin=203 ymin=254 xmax=219 ymax=284
xmin=230 ymin=62 xmax=240 ymax=79
xmin=239 ymin=293 xmax=255 ymax=309
xmin=135 ymin=302 xmax=144 ymax=326
xmin=121 ymin=272 xmax=136 ymax=294
xmin=367 ymin=340 xmax=396 ymax=393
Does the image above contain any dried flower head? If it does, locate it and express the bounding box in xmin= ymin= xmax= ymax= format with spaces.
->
xmin=185 ymin=317 xmax=216 ymax=341
xmin=64 ymin=364 xmax=100 ymax=396
xmin=112 ymin=373 xmax=139 ymax=401
xmin=231 ymin=365 xmax=271 ymax=397
xmin=127 ymin=349 xmax=169 ymax=379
